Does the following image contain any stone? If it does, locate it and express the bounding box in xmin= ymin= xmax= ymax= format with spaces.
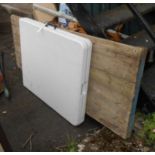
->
xmin=78 ymin=144 xmax=85 ymax=152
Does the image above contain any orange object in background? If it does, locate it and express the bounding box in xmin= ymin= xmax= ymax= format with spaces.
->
xmin=106 ymin=24 xmax=124 ymax=42
xmin=49 ymin=19 xmax=87 ymax=34
xmin=67 ymin=22 xmax=87 ymax=34
xmin=106 ymin=30 xmax=122 ymax=42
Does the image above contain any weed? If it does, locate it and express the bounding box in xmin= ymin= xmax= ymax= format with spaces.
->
xmin=65 ymin=136 xmax=78 ymax=152
xmin=138 ymin=113 xmax=155 ymax=147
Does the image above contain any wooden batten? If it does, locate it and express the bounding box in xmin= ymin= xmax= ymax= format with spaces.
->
xmin=11 ymin=15 xmax=21 ymax=69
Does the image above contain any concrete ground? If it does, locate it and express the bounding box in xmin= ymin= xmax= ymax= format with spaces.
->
xmin=0 ymin=29 xmax=101 ymax=152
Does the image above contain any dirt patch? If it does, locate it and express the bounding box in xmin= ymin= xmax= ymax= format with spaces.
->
xmin=77 ymin=127 xmax=147 ymax=152
xmin=76 ymin=113 xmax=155 ymax=152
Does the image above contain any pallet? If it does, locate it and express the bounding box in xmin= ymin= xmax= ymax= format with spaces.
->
xmin=11 ymin=15 xmax=147 ymax=138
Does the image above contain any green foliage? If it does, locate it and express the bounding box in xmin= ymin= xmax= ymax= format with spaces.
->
xmin=138 ymin=113 xmax=155 ymax=146
xmin=65 ymin=136 xmax=78 ymax=152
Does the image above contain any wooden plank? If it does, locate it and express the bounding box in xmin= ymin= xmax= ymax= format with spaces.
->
xmin=71 ymin=32 xmax=147 ymax=138
xmin=95 ymin=4 xmax=155 ymax=29
xmin=11 ymin=15 xmax=147 ymax=138
xmin=11 ymin=15 xmax=21 ymax=69
xmin=33 ymin=3 xmax=57 ymax=22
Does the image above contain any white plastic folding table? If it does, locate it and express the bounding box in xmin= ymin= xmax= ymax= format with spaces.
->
xmin=20 ymin=18 xmax=92 ymax=126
